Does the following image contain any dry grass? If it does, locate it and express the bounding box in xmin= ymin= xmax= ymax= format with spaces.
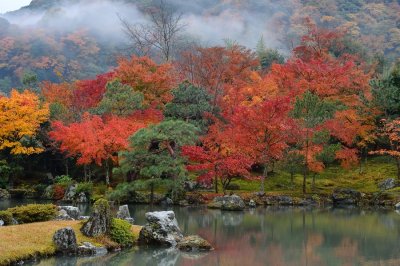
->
xmin=0 ymin=221 xmax=142 ymax=266
xmin=131 ymin=225 xmax=142 ymax=242
xmin=0 ymin=221 xmax=91 ymax=265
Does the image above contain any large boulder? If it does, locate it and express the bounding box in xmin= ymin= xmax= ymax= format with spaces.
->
xmin=59 ymin=206 xmax=80 ymax=220
xmin=116 ymin=205 xmax=134 ymax=224
xmin=177 ymin=235 xmax=213 ymax=252
xmin=186 ymin=192 xmax=206 ymax=205
xmin=184 ymin=181 xmax=198 ymax=192
xmin=63 ymin=184 xmax=78 ymax=201
xmin=77 ymin=242 xmax=108 ymax=256
xmin=138 ymin=211 xmax=183 ymax=247
xmin=379 ymin=178 xmax=397 ymax=191
xmin=332 ymin=188 xmax=362 ymax=206
xmin=53 ymin=227 xmax=78 ymax=254
xmin=76 ymin=192 xmax=88 ymax=203
xmin=208 ymin=195 xmax=245 ymax=211
xmin=0 ymin=220 xmax=4 ymax=226
xmin=55 ymin=209 xmax=74 ymax=221
xmin=160 ymin=197 xmax=174 ymax=206
xmin=81 ymin=199 xmax=111 ymax=237
xmin=249 ymin=199 xmax=256 ymax=208
xmin=0 ymin=189 xmax=10 ymax=199
xmin=42 ymin=185 xmax=54 ymax=199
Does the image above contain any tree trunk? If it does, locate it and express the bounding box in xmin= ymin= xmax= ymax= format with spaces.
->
xmin=397 ymin=158 xmax=400 ymax=180
xmin=303 ymin=135 xmax=309 ymax=195
xmin=303 ymin=166 xmax=307 ymax=195
xmin=312 ymin=173 xmax=316 ymax=191
xmin=214 ymin=176 xmax=218 ymax=193
xmin=84 ymin=165 xmax=88 ymax=182
xmin=290 ymin=172 xmax=294 ymax=189
xmin=105 ymin=160 xmax=112 ymax=187
xmin=150 ymin=181 xmax=154 ymax=205
xmin=65 ymin=159 xmax=69 ymax=176
xmin=260 ymin=165 xmax=268 ymax=193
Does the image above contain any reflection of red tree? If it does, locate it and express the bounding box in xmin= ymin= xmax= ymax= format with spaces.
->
xmin=180 ymin=233 xmax=267 ymax=266
xmin=334 ymin=237 xmax=360 ymax=266
xmin=300 ymin=233 xmax=324 ymax=266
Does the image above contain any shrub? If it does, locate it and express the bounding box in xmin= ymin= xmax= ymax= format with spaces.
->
xmin=54 ymin=175 xmax=73 ymax=188
xmin=8 ymin=204 xmax=57 ymax=224
xmin=53 ymin=184 xmax=65 ymax=200
xmin=0 ymin=210 xmax=13 ymax=225
xmin=226 ymin=183 xmax=240 ymax=190
xmin=109 ymin=218 xmax=134 ymax=247
xmin=34 ymin=184 xmax=48 ymax=196
xmin=107 ymin=182 xmax=136 ymax=202
xmin=77 ymin=182 xmax=94 ymax=196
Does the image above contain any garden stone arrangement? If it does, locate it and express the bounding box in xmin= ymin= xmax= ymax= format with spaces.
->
xmin=138 ymin=210 xmax=213 ymax=252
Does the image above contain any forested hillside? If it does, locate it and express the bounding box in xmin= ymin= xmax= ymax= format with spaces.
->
xmin=0 ymin=0 xmax=399 ymax=92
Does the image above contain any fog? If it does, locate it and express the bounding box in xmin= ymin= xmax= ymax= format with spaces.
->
xmin=2 ymin=0 xmax=290 ymax=49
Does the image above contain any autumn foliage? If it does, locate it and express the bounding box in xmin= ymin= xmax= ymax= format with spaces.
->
xmin=1 ymin=22 xmax=396 ymax=195
xmin=0 ymin=90 xmax=49 ymax=155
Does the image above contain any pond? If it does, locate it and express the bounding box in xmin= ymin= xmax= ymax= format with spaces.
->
xmin=2 ymin=199 xmax=400 ymax=266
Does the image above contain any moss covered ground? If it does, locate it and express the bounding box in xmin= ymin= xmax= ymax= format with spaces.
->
xmin=0 ymin=220 xmax=142 ymax=266
xmin=214 ymin=156 xmax=400 ymax=197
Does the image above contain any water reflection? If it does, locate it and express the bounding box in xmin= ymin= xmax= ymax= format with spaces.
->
xmin=2 ymin=199 xmax=400 ymax=266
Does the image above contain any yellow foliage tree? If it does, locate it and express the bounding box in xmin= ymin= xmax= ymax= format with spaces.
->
xmin=0 ymin=90 xmax=49 ymax=154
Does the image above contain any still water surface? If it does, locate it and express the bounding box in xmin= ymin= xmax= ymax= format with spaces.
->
xmin=2 ymin=199 xmax=400 ymax=266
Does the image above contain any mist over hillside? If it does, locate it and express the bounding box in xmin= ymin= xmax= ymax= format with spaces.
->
xmin=0 ymin=0 xmax=399 ymax=92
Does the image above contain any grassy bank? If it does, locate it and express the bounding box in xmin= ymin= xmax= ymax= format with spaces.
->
xmin=0 ymin=221 xmax=142 ymax=266
xmin=222 ymin=156 xmax=400 ymax=197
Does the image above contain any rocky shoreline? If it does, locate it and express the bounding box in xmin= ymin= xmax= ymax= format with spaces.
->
xmin=1 ymin=186 xmax=400 ymax=210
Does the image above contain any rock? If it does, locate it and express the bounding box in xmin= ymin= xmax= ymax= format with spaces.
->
xmin=275 ymin=195 xmax=293 ymax=206
xmin=186 ymin=192 xmax=206 ymax=205
xmin=116 ymin=205 xmax=135 ymax=224
xmin=11 ymin=218 xmax=18 ymax=225
xmin=53 ymin=227 xmax=78 ymax=254
xmin=0 ymin=188 xmax=10 ymax=199
xmin=77 ymin=242 xmax=108 ymax=256
xmin=59 ymin=206 xmax=80 ymax=219
xmin=298 ymin=198 xmax=318 ymax=206
xmin=55 ymin=209 xmax=74 ymax=221
xmin=332 ymin=188 xmax=362 ymax=206
xmin=116 ymin=205 xmax=130 ymax=218
xmin=138 ymin=211 xmax=183 ymax=247
xmin=81 ymin=199 xmax=112 ymax=237
xmin=178 ymin=200 xmax=189 ymax=206
xmin=379 ymin=178 xmax=397 ymax=190
xmin=42 ymin=185 xmax=54 ymax=199
xmin=177 ymin=235 xmax=213 ymax=252
xmin=161 ymin=197 xmax=174 ymax=206
xmin=0 ymin=220 xmax=4 ymax=226
xmin=395 ymin=202 xmax=400 ymax=210
xmin=184 ymin=181 xmax=198 ymax=191
xmin=78 ymin=216 xmax=90 ymax=220
xmin=63 ymin=184 xmax=78 ymax=201
xmin=249 ymin=199 xmax=256 ymax=208
xmin=76 ymin=192 xmax=88 ymax=203
xmin=208 ymin=195 xmax=245 ymax=211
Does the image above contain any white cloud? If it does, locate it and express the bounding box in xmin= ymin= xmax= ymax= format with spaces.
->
xmin=0 ymin=0 xmax=32 ymax=14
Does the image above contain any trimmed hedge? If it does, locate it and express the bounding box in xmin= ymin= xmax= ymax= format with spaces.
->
xmin=8 ymin=204 xmax=57 ymax=224
xmin=0 ymin=210 xmax=13 ymax=225
xmin=109 ymin=218 xmax=134 ymax=247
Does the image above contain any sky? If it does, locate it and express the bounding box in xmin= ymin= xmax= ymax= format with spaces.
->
xmin=0 ymin=0 xmax=31 ymax=14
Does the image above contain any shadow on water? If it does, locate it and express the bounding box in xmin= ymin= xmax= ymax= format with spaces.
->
xmin=3 ymin=199 xmax=400 ymax=266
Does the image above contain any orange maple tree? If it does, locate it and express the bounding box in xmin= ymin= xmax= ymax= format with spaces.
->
xmin=114 ymin=56 xmax=176 ymax=108
xmin=370 ymin=119 xmax=400 ymax=179
xmin=49 ymin=111 xmax=162 ymax=185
